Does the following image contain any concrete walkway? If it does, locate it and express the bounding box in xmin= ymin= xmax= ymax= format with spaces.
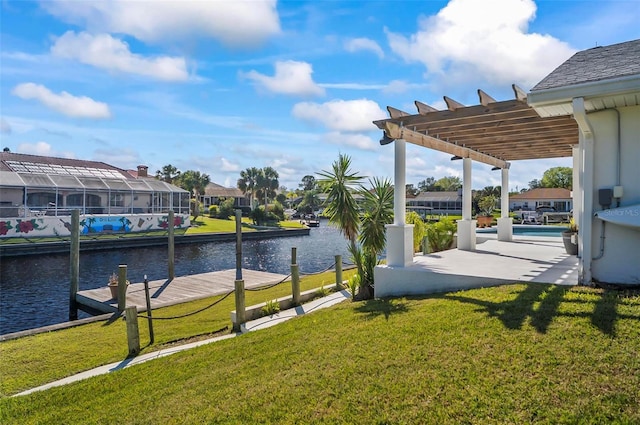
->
xmin=16 ymin=289 xmax=351 ymax=397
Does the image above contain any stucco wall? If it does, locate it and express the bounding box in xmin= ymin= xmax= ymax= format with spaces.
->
xmin=0 ymin=213 xmax=191 ymax=239
xmin=588 ymin=105 xmax=640 ymax=284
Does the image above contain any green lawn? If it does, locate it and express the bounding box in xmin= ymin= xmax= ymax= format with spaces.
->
xmin=1 ymin=284 xmax=639 ymax=424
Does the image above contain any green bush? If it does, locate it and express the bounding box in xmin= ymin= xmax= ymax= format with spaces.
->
xmin=269 ymin=202 xmax=285 ymax=221
xmin=406 ymin=211 xmax=426 ymax=253
xmin=217 ymin=197 xmax=235 ymax=219
xmin=208 ymin=205 xmax=219 ymax=218
xmin=250 ymin=206 xmax=266 ymax=226
xmin=261 ymin=299 xmax=280 ymax=316
xmin=424 ymin=218 xmax=457 ymax=253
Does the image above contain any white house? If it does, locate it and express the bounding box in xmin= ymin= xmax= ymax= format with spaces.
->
xmin=528 ymin=39 xmax=640 ymax=285
xmin=510 ymin=188 xmax=572 ymax=212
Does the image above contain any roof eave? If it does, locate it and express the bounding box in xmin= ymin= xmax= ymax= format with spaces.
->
xmin=528 ymin=74 xmax=640 ymax=117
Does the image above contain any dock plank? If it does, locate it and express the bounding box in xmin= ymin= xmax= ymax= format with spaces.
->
xmin=76 ymin=269 xmax=288 ymax=314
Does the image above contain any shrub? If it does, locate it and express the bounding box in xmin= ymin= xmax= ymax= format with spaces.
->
xmin=424 ymin=218 xmax=457 ymax=253
xmin=208 ymin=205 xmax=219 ymax=218
xmin=250 ymin=206 xmax=266 ymax=226
xmin=217 ymin=198 xmax=235 ymax=219
xmin=406 ymin=211 xmax=426 ymax=253
xmin=190 ymin=198 xmax=203 ymax=221
xmin=269 ymin=202 xmax=285 ymax=221
xmin=261 ymin=299 xmax=280 ymax=316
xmin=478 ymin=195 xmax=497 ymax=216
xmin=347 ymin=274 xmax=361 ymax=301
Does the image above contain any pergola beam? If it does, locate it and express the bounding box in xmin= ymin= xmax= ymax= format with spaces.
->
xmin=415 ymin=101 xmax=438 ymax=115
xmin=384 ymin=122 xmax=509 ymax=169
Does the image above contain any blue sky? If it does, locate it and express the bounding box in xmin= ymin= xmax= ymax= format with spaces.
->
xmin=1 ymin=0 xmax=639 ymax=191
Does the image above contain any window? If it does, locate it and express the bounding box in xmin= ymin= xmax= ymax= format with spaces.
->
xmin=110 ymin=193 xmax=124 ymax=207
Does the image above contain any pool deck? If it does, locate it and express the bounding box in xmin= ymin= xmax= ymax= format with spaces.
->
xmin=375 ymin=233 xmax=578 ymax=297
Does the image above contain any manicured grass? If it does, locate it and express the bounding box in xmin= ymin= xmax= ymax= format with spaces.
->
xmin=1 ymin=284 xmax=639 ymax=424
xmin=0 ymin=269 xmax=353 ymax=398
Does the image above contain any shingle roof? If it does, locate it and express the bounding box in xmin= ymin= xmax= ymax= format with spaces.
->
xmin=510 ymin=188 xmax=571 ymax=200
xmin=531 ymin=39 xmax=640 ymax=91
xmin=204 ymin=182 xmax=245 ymax=198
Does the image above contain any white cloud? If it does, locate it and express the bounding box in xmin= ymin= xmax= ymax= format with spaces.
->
xmin=243 ymin=61 xmax=325 ymax=97
xmin=220 ymin=157 xmax=240 ymax=172
xmin=42 ymin=0 xmax=281 ymax=48
xmin=292 ymin=99 xmax=387 ymax=132
xmin=1 ymin=118 xmax=11 ymax=134
xmin=344 ymin=37 xmax=384 ymax=58
xmin=385 ymin=0 xmax=576 ymax=88
xmin=12 ymin=83 xmax=111 ymax=119
xmin=51 ymin=31 xmax=190 ymax=82
xmin=323 ymin=132 xmax=377 ymax=151
xmin=17 ymin=141 xmax=75 ymax=158
xmin=93 ymin=147 xmax=141 ymax=169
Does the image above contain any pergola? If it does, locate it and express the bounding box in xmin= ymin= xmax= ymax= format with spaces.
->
xmin=373 ymin=84 xmax=579 ymax=265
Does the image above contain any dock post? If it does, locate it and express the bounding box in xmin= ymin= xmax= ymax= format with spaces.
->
xmin=69 ymin=209 xmax=80 ymax=321
xmin=335 ymin=254 xmax=342 ymax=289
xmin=118 ymin=264 xmax=127 ymax=312
xmin=143 ymin=274 xmax=154 ymax=344
xmin=233 ymin=209 xmax=245 ymax=332
xmin=125 ymin=306 xmax=140 ymax=357
xmin=291 ymin=247 xmax=300 ymax=305
xmin=233 ymin=279 xmax=245 ymax=332
xmin=168 ymin=210 xmax=175 ymax=281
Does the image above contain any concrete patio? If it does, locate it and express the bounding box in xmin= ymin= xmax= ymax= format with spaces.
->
xmin=375 ymin=233 xmax=578 ymax=297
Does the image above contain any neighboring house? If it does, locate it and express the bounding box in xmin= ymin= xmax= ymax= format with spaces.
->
xmin=528 ymin=39 xmax=640 ymax=285
xmin=0 ymin=152 xmax=190 ymax=237
xmin=509 ymin=188 xmax=572 ymax=212
xmin=407 ymin=191 xmax=462 ymax=216
xmin=200 ymin=183 xmax=250 ymax=211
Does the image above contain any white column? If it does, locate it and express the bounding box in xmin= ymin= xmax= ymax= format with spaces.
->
xmin=394 ymin=139 xmax=406 ymax=225
xmin=457 ymin=157 xmax=476 ymax=250
xmin=497 ymin=167 xmax=513 ymax=241
xmin=385 ymin=139 xmax=414 ymax=267
xmin=572 ymin=145 xmax=582 ymax=230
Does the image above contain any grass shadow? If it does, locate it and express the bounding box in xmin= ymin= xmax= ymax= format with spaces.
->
xmin=446 ymin=284 xmax=567 ymax=333
xmin=354 ymin=298 xmax=409 ymax=320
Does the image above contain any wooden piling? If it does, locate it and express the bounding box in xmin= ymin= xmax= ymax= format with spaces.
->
xmin=233 ymin=279 xmax=245 ymax=332
xmin=335 ymin=254 xmax=342 ymax=289
xmin=69 ymin=210 xmax=80 ymax=321
xmin=291 ymin=247 xmax=300 ymax=305
xmin=118 ymin=264 xmax=127 ymax=312
xmin=143 ymin=275 xmax=154 ymax=344
xmin=125 ymin=306 xmax=140 ymax=357
xmin=168 ymin=210 xmax=175 ymax=281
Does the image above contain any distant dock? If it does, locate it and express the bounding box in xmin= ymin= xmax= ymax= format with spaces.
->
xmin=76 ymin=269 xmax=289 ymax=315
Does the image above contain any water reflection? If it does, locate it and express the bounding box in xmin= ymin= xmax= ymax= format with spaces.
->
xmin=0 ymin=220 xmax=350 ymax=334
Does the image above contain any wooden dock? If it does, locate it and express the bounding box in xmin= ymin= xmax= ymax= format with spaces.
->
xmin=76 ymin=269 xmax=288 ymax=314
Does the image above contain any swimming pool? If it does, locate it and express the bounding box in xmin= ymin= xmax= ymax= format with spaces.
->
xmin=476 ymin=225 xmax=568 ymax=237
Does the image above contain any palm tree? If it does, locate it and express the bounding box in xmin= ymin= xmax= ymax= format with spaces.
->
xmin=317 ymin=154 xmax=363 ymax=246
xmin=237 ymin=167 xmax=261 ymax=207
xmin=177 ymin=170 xmax=210 ymax=197
xmin=318 ymin=154 xmax=366 ymax=294
xmin=297 ymin=190 xmax=321 ymax=214
xmin=256 ymin=166 xmax=279 ymax=207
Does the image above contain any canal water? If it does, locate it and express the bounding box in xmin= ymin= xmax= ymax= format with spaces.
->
xmin=0 ymin=220 xmax=351 ymax=335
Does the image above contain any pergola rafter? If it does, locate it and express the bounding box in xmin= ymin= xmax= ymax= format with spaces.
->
xmin=374 ymin=84 xmax=579 ymax=162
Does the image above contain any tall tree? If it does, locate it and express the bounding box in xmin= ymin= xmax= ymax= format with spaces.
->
xmin=406 ymin=184 xmax=418 ymax=197
xmin=155 ymin=164 xmax=180 ymax=183
xmin=297 ymin=190 xmax=321 ymax=214
xmin=434 ymin=176 xmax=462 ymax=191
xmin=528 ymin=179 xmax=542 ymax=190
xmin=417 ymin=177 xmax=436 ymax=192
xmin=541 ymin=166 xmax=572 ymax=189
xmin=177 ymin=170 xmax=210 ymax=197
xmin=237 ymin=167 xmax=261 ymax=207
xmin=256 ymin=166 xmax=279 ymax=206
xmin=299 ymin=175 xmax=317 ymax=191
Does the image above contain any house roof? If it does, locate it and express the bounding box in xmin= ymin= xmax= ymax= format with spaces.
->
xmin=0 ymin=152 xmax=131 ymax=179
xmin=532 ymin=39 xmax=640 ymax=91
xmin=528 ymin=39 xmax=640 ymax=118
xmin=412 ymin=191 xmax=462 ymax=202
xmin=203 ymin=182 xmax=245 ymax=198
xmin=510 ymin=188 xmax=571 ymax=201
